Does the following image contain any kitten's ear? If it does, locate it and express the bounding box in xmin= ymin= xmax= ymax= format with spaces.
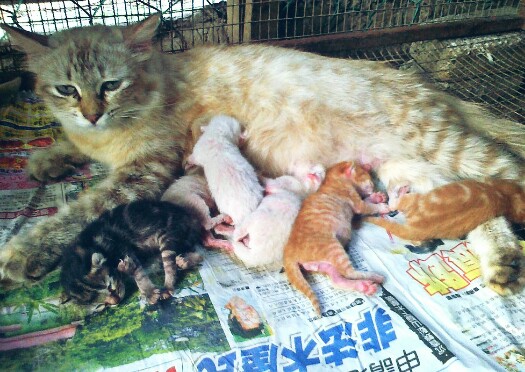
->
xmin=91 ymin=252 xmax=106 ymax=269
xmin=0 ymin=24 xmax=49 ymax=57
xmin=122 ymin=14 xmax=160 ymax=57
xmin=344 ymin=163 xmax=356 ymax=178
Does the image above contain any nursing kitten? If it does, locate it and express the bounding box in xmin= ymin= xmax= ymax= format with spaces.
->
xmin=1 ymin=16 xmax=524 ymax=296
xmin=187 ymin=115 xmax=264 ymax=225
xmin=60 ymin=200 xmax=202 ymax=308
xmin=283 ymin=161 xmax=387 ymax=315
xmin=230 ymin=175 xmax=311 ymax=270
xmin=161 ymin=168 xmax=233 ymax=250
xmin=366 ymin=179 xmax=525 ymax=244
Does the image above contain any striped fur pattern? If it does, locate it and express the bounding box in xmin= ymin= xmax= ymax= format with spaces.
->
xmin=283 ymin=162 xmax=386 ymax=315
xmin=0 ymin=16 xmax=523 ymax=295
xmin=60 ymin=200 xmax=202 ymax=308
xmin=366 ymin=179 xmax=525 ymax=243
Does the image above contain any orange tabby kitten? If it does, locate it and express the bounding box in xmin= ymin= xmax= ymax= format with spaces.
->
xmin=283 ymin=161 xmax=387 ymax=316
xmin=366 ymin=179 xmax=525 ymax=244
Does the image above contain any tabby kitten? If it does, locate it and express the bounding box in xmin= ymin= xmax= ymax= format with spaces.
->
xmin=60 ymin=200 xmax=202 ymax=307
xmin=283 ymin=161 xmax=387 ymax=315
xmin=0 ymin=16 xmax=523 ymax=296
xmin=366 ymin=179 xmax=525 ymax=244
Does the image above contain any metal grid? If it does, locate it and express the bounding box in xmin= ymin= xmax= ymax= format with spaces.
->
xmin=0 ymin=2 xmax=523 ymax=125
xmin=0 ymin=0 xmax=522 ymax=50
xmin=345 ymin=31 xmax=525 ymax=124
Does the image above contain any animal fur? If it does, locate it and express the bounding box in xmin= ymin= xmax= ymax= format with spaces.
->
xmin=283 ymin=161 xmax=387 ymax=315
xmin=0 ymin=16 xmax=523 ymax=296
xmin=366 ymin=179 xmax=525 ymax=244
xmin=187 ymin=115 xmax=264 ymax=225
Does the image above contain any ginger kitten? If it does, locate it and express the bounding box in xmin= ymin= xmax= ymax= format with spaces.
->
xmin=283 ymin=161 xmax=387 ymax=316
xmin=366 ymin=179 xmax=525 ymax=244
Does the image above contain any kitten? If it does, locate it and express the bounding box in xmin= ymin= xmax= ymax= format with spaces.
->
xmin=283 ymin=161 xmax=388 ymax=315
xmin=60 ymin=200 xmax=202 ymax=308
xmin=187 ymin=115 xmax=264 ymax=225
xmin=161 ymin=168 xmax=233 ymax=250
xmin=365 ymin=179 xmax=525 ymax=244
xmin=1 ymin=16 xmax=523 ymax=296
xmin=230 ymin=175 xmax=311 ymax=270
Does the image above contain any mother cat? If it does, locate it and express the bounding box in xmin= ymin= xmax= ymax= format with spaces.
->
xmin=0 ymin=15 xmax=523 ymax=294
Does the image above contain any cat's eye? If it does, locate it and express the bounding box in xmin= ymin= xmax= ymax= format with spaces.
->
xmin=101 ymin=80 xmax=122 ymax=92
xmin=56 ymin=85 xmax=78 ymax=96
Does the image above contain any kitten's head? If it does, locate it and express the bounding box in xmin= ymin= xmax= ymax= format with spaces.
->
xmin=60 ymin=246 xmax=125 ymax=311
xmin=327 ymin=161 xmax=375 ymax=196
xmin=1 ymin=15 xmax=162 ymax=131
xmin=204 ymin=115 xmax=242 ymax=143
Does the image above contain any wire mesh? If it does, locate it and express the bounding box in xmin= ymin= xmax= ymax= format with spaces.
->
xmin=0 ymin=1 xmax=523 ymax=124
xmin=345 ymin=31 xmax=525 ymax=124
xmin=0 ymin=0 xmax=522 ymax=49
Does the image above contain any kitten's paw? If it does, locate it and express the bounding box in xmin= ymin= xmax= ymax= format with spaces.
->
xmin=145 ymin=288 xmax=164 ymax=305
xmin=175 ymin=252 xmax=203 ymax=270
xmin=117 ymin=256 xmax=137 ymax=274
xmin=205 ymin=214 xmax=232 ymax=230
xmin=26 ymin=148 xmax=86 ymax=182
xmin=357 ymin=281 xmax=381 ymax=296
xmin=366 ymin=192 xmax=387 ymax=204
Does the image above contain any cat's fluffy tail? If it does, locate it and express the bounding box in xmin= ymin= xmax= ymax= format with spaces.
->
xmin=284 ymin=261 xmax=321 ymax=316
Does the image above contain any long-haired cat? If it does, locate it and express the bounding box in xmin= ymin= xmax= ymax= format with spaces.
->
xmin=365 ymin=179 xmax=525 ymax=244
xmin=60 ymin=200 xmax=202 ymax=308
xmin=187 ymin=115 xmax=264 ymax=225
xmin=283 ymin=161 xmax=387 ymax=315
xmin=1 ymin=16 xmax=523 ymax=296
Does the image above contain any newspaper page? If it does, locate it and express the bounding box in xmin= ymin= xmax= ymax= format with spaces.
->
xmin=355 ymin=220 xmax=525 ymax=372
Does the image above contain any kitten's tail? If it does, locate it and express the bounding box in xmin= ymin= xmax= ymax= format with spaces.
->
xmin=365 ymin=217 xmax=433 ymax=242
xmin=284 ymin=261 xmax=321 ymax=316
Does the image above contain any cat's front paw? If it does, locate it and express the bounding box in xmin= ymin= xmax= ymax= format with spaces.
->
xmin=0 ymin=236 xmax=31 ymax=289
xmin=483 ymin=249 xmax=525 ymax=295
xmin=26 ymin=148 xmax=85 ymax=182
xmin=469 ymin=218 xmax=525 ymax=295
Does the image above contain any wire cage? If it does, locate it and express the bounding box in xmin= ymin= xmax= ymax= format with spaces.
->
xmin=0 ymin=0 xmax=524 ymax=123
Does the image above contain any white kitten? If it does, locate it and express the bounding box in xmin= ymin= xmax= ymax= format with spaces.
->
xmin=187 ymin=115 xmax=264 ymax=226
xmin=230 ymin=175 xmax=311 ymax=270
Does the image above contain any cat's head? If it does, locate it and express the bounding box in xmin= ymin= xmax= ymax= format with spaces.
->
xmin=60 ymin=247 xmax=125 ymax=311
xmin=1 ymin=15 xmax=162 ymax=131
xmin=327 ymin=161 xmax=375 ymax=196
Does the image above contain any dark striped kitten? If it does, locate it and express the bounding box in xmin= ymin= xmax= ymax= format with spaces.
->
xmin=60 ymin=200 xmax=202 ymax=309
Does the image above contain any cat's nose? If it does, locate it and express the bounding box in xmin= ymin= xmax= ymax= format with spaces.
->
xmin=84 ymin=113 xmax=102 ymax=125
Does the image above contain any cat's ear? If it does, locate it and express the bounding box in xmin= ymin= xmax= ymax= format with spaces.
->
xmin=122 ymin=14 xmax=160 ymax=58
xmin=344 ymin=163 xmax=356 ymax=178
xmin=0 ymin=24 xmax=49 ymax=57
xmin=91 ymin=252 xmax=106 ymax=269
